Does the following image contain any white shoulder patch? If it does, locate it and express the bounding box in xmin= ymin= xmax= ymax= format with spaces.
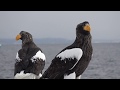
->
xmin=56 ymin=48 xmax=83 ymax=61
xmin=31 ymin=50 xmax=46 ymax=63
xmin=15 ymin=52 xmax=22 ymax=62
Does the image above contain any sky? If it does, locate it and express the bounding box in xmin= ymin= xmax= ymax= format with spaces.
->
xmin=0 ymin=11 xmax=120 ymax=42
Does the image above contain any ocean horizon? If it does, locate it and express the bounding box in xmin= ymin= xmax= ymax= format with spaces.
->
xmin=0 ymin=43 xmax=120 ymax=79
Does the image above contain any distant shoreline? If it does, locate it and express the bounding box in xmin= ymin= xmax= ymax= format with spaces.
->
xmin=0 ymin=38 xmax=120 ymax=45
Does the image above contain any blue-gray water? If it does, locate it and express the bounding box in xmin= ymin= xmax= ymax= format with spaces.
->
xmin=0 ymin=43 xmax=120 ymax=79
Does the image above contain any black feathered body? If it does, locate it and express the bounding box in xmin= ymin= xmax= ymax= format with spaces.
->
xmin=41 ymin=56 xmax=78 ymax=79
xmin=41 ymin=32 xmax=92 ymax=79
xmin=41 ymin=42 xmax=83 ymax=79
xmin=41 ymin=21 xmax=93 ymax=79
xmin=14 ymin=42 xmax=45 ymax=79
xmin=74 ymin=34 xmax=93 ymax=78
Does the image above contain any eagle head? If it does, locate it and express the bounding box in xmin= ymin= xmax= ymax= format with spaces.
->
xmin=76 ymin=21 xmax=91 ymax=35
xmin=16 ymin=31 xmax=33 ymax=44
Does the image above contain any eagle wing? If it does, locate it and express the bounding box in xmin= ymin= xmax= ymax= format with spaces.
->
xmin=41 ymin=48 xmax=83 ymax=79
xmin=14 ymin=48 xmax=46 ymax=78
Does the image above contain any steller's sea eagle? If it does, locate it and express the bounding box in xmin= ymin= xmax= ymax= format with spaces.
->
xmin=41 ymin=21 xmax=93 ymax=79
xmin=14 ymin=31 xmax=46 ymax=79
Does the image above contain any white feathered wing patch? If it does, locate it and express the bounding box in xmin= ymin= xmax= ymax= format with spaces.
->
xmin=56 ymin=48 xmax=83 ymax=79
xmin=57 ymin=48 xmax=83 ymax=69
xmin=31 ymin=50 xmax=46 ymax=63
xmin=57 ymin=48 xmax=83 ymax=61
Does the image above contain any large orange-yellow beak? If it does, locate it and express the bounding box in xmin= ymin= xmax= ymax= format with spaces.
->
xmin=16 ymin=34 xmax=21 ymax=41
xmin=84 ymin=24 xmax=91 ymax=32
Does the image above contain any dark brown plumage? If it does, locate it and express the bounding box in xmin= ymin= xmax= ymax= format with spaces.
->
xmin=74 ymin=21 xmax=93 ymax=78
xmin=41 ymin=21 xmax=93 ymax=79
xmin=14 ymin=31 xmax=46 ymax=79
